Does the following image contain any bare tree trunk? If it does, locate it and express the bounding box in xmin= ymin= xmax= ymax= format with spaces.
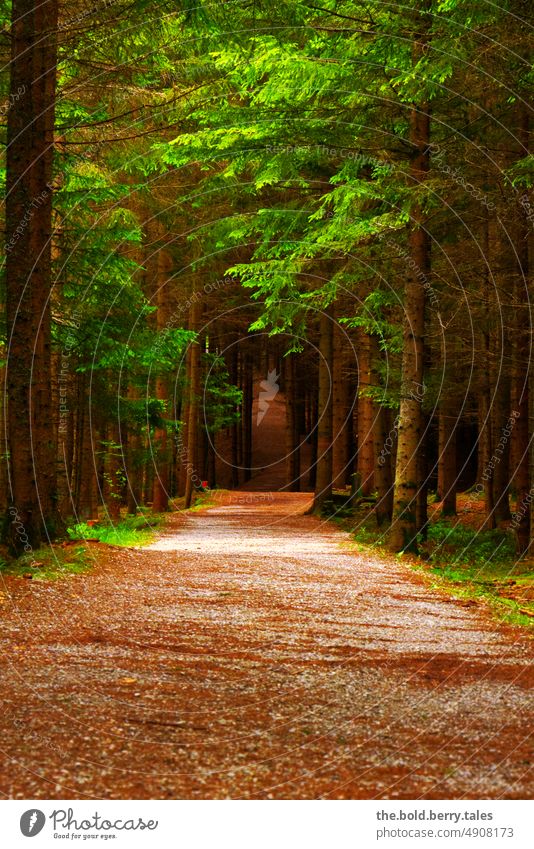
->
xmin=184 ymin=284 xmax=202 ymax=508
xmin=308 ymin=388 xmax=318 ymax=491
xmin=229 ymin=344 xmax=240 ymax=489
xmin=152 ymin=250 xmax=172 ymax=512
xmin=4 ymin=0 xmax=59 ymax=552
xmin=285 ymin=353 xmax=300 ymax=491
xmin=332 ymin=324 xmax=349 ymax=489
xmin=373 ymin=406 xmax=393 ymax=526
xmin=389 ymin=98 xmax=430 ymax=552
xmin=390 ymin=97 xmax=430 ymax=551
xmin=492 ymin=376 xmax=511 ymax=523
xmin=312 ymin=310 xmax=333 ymax=513
xmin=78 ymin=426 xmax=96 ymax=520
xmin=356 ymin=330 xmax=374 ymax=496
xmin=438 ymin=402 xmax=457 ymax=516
xmin=242 ymin=353 xmax=253 ymax=482
xmin=126 ymin=383 xmax=142 ymax=514
xmin=512 ymin=106 xmax=531 ymax=554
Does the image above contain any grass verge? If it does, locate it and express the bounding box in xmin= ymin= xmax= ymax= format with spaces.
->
xmin=0 ymin=543 xmax=90 ymax=580
xmin=330 ymin=503 xmax=534 ymax=631
xmin=67 ymin=513 xmax=161 ymax=547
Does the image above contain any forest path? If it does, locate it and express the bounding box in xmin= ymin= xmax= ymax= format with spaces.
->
xmin=0 ymin=492 xmax=532 ymax=799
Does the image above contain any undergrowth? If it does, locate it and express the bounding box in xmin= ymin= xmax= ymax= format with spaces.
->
xmin=333 ymin=503 xmax=534 ymax=630
xmin=0 ymin=543 xmax=90 ymax=580
xmin=67 ymin=513 xmax=160 ymax=547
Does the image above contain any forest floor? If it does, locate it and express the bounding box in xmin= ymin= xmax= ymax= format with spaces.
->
xmin=0 ymin=491 xmax=533 ymax=800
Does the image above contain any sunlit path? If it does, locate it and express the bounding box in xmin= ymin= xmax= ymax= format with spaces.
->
xmin=0 ymin=495 xmax=532 ymax=800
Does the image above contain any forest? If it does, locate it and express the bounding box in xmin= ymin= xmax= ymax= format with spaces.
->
xmin=2 ymin=0 xmax=533 ymax=559
xmin=0 ymin=0 xmax=533 ymax=805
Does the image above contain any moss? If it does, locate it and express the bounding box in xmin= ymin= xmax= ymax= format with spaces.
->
xmin=0 ymin=544 xmax=91 ymax=580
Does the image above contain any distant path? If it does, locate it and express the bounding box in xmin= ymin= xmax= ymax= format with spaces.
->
xmin=0 ymin=493 xmax=532 ymax=799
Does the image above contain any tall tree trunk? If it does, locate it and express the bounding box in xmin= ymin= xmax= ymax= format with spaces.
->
xmin=438 ymin=401 xmax=457 ymax=516
xmin=184 ymin=283 xmax=202 ymax=508
xmin=312 ymin=310 xmax=333 ymax=512
xmin=242 ymin=353 xmax=253 ymax=482
xmin=373 ymin=405 xmax=393 ymax=526
xmin=228 ymin=343 xmax=240 ymax=489
xmin=332 ymin=324 xmax=350 ymax=489
xmin=285 ymin=353 xmax=300 ymax=491
xmin=492 ymin=376 xmax=511 ymax=523
xmin=126 ymin=383 xmax=142 ymax=515
xmin=152 ymin=250 xmax=172 ymax=512
xmin=389 ymin=98 xmax=430 ymax=552
xmin=4 ymin=0 xmax=59 ymax=552
xmin=308 ymin=387 xmax=318 ymax=490
xmin=512 ymin=106 xmax=531 ymax=554
xmin=356 ymin=330 xmax=374 ymax=496
xmin=479 ymin=205 xmax=496 ymax=529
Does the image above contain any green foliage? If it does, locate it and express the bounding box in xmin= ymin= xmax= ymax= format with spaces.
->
xmin=67 ymin=515 xmax=161 ymax=547
xmin=424 ymin=520 xmax=516 ymax=569
xmin=203 ymin=353 xmax=243 ymax=433
xmin=0 ymin=545 xmax=90 ymax=580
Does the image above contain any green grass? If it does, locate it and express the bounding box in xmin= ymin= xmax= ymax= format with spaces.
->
xmin=186 ymin=490 xmax=223 ymax=512
xmin=0 ymin=513 xmax=162 ymax=581
xmin=67 ymin=513 xmax=160 ymax=547
xmin=419 ymin=519 xmax=534 ymax=628
xmin=0 ymin=543 xmax=90 ymax=580
xmin=333 ymin=507 xmax=534 ymax=630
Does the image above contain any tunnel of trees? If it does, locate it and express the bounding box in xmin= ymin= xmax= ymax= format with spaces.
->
xmin=0 ymin=0 xmax=532 ymax=557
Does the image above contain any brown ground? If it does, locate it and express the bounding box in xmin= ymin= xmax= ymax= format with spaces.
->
xmin=0 ymin=491 xmax=532 ymax=800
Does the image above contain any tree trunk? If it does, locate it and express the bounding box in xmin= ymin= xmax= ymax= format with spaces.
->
xmin=332 ymin=324 xmax=350 ymax=489
xmin=152 ymin=250 xmax=172 ymax=512
xmin=242 ymin=353 xmax=253 ymax=482
xmin=285 ymin=353 xmax=301 ymax=491
xmin=312 ymin=310 xmax=333 ymax=512
xmin=512 ymin=106 xmax=531 ymax=555
xmin=184 ymin=284 xmax=202 ymax=508
xmin=373 ymin=406 xmax=393 ymax=526
xmin=492 ymin=376 xmax=511 ymax=523
xmin=389 ymin=100 xmax=430 ymax=552
xmin=4 ymin=0 xmax=59 ymax=552
xmin=356 ymin=330 xmax=374 ymax=496
xmin=438 ymin=403 xmax=457 ymax=516
xmin=126 ymin=383 xmax=142 ymax=514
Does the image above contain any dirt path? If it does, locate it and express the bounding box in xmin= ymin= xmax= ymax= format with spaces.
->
xmin=0 ymin=493 xmax=532 ymax=799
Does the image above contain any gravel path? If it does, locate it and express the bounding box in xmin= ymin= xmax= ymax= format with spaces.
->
xmin=0 ymin=492 xmax=532 ymax=799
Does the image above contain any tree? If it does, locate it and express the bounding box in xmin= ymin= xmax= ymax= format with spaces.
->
xmin=4 ymin=0 xmax=59 ymax=552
